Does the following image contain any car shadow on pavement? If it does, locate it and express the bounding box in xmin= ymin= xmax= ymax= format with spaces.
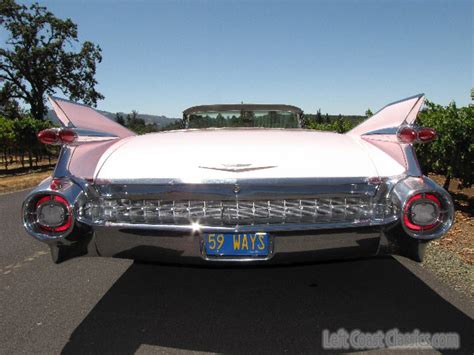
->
xmin=61 ymin=257 xmax=473 ymax=354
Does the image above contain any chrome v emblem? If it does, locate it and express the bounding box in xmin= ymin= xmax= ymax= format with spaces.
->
xmin=198 ymin=163 xmax=277 ymax=173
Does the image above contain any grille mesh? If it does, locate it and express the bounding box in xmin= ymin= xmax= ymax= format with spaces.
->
xmin=81 ymin=196 xmax=394 ymax=226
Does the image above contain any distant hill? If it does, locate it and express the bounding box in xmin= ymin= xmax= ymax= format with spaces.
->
xmin=47 ymin=109 xmax=180 ymax=128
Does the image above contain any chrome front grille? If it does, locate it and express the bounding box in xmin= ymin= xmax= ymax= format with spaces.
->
xmin=80 ymin=196 xmax=395 ymax=226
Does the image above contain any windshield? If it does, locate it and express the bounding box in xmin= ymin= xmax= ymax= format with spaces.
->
xmin=187 ymin=110 xmax=300 ymax=129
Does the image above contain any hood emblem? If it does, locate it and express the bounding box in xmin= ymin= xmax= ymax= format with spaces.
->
xmin=198 ymin=163 xmax=277 ymax=173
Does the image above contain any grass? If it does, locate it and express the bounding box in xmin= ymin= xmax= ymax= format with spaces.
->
xmin=0 ymin=168 xmax=53 ymax=194
xmin=0 ymin=157 xmax=56 ymax=194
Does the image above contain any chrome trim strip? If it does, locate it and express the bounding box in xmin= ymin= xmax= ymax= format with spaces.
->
xmin=75 ymin=136 xmax=118 ymax=143
xmin=93 ymin=180 xmax=379 ymax=203
xmin=53 ymin=146 xmax=74 ymax=178
xmin=80 ymin=216 xmax=398 ymax=233
xmin=401 ymin=144 xmax=422 ymax=176
xmin=363 ymin=127 xmax=399 ymax=135
xmin=73 ymin=128 xmax=118 ymax=138
xmin=96 ymin=176 xmax=377 ymax=190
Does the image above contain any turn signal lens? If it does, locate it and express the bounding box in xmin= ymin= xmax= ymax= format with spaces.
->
xmin=403 ymin=193 xmax=441 ymax=231
xmin=397 ymin=127 xmax=417 ymax=143
xmin=417 ymin=127 xmax=436 ymax=142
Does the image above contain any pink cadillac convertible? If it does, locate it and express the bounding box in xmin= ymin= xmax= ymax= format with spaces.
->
xmin=22 ymin=94 xmax=454 ymax=264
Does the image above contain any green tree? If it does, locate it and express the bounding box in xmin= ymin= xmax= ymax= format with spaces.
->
xmin=124 ymin=110 xmax=158 ymax=134
xmin=115 ymin=113 xmax=125 ymax=126
xmin=315 ymin=108 xmax=322 ymax=123
xmin=365 ymin=108 xmax=373 ymax=117
xmin=0 ymin=97 xmax=22 ymax=118
xmin=0 ymin=116 xmax=14 ymax=170
xmin=415 ymin=100 xmax=473 ymax=190
xmin=0 ymin=0 xmax=103 ymax=119
xmin=13 ymin=116 xmax=50 ymax=168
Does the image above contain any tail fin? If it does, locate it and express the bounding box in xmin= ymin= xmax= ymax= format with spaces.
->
xmin=347 ymin=94 xmax=424 ymax=137
xmin=348 ymin=94 xmax=426 ymax=176
xmin=48 ymin=96 xmax=135 ymax=139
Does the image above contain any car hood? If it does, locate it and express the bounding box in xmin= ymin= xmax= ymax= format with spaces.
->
xmin=94 ymin=128 xmax=406 ymax=182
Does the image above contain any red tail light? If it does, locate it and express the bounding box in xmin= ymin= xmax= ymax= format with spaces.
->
xmin=37 ymin=128 xmax=77 ymax=145
xmin=37 ymin=129 xmax=59 ymax=145
xmin=403 ymin=193 xmax=441 ymax=231
xmin=58 ymin=128 xmax=77 ymax=143
xmin=397 ymin=126 xmax=437 ymax=144
xmin=397 ymin=127 xmax=417 ymax=143
xmin=417 ymin=127 xmax=436 ymax=142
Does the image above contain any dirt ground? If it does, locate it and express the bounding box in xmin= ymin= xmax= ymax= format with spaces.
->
xmin=0 ymin=157 xmax=56 ymax=194
xmin=0 ymin=169 xmax=53 ymax=194
xmin=428 ymin=174 xmax=473 ymax=265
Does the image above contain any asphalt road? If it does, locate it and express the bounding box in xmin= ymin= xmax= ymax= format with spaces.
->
xmin=1 ymin=190 xmax=473 ymax=354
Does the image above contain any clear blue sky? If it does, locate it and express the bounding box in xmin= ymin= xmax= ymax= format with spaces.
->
xmin=20 ymin=0 xmax=474 ymax=117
